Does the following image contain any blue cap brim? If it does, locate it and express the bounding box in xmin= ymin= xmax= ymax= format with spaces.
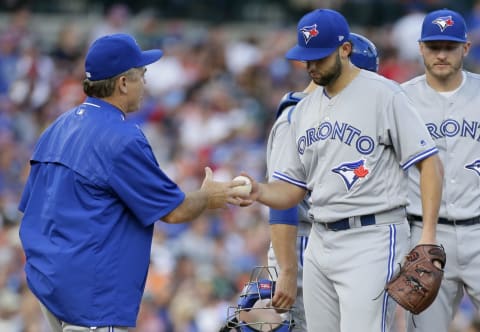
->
xmin=138 ymin=49 xmax=163 ymax=67
xmin=419 ymin=35 xmax=466 ymax=43
xmin=285 ymin=45 xmax=337 ymax=61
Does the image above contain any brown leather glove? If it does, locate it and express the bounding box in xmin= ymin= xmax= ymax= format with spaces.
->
xmin=385 ymin=244 xmax=446 ymax=314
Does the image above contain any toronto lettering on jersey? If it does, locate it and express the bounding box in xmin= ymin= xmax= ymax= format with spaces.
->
xmin=297 ymin=121 xmax=375 ymax=155
xmin=426 ymin=119 xmax=480 ymax=140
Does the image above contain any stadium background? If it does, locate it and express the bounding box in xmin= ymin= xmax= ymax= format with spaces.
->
xmin=1 ymin=0 xmax=480 ymax=331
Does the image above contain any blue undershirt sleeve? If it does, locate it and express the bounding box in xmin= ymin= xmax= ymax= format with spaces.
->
xmin=269 ymin=207 xmax=299 ymax=226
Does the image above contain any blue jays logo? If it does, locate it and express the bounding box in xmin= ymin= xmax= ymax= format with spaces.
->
xmin=432 ymin=16 xmax=454 ymax=32
xmin=465 ymin=159 xmax=480 ymax=176
xmin=332 ymin=159 xmax=369 ymax=190
xmin=300 ymin=24 xmax=319 ymax=44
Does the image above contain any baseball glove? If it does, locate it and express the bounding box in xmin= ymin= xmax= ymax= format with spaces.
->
xmin=385 ymin=244 xmax=446 ymax=315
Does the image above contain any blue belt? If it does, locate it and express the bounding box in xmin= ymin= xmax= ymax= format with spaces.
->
xmin=407 ymin=214 xmax=480 ymax=226
xmin=321 ymin=214 xmax=376 ymax=231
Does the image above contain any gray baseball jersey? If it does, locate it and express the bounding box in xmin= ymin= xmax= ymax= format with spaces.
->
xmin=272 ymin=69 xmax=438 ymax=332
xmin=273 ymin=70 xmax=438 ymax=221
xmin=402 ymin=71 xmax=480 ymax=332
xmin=402 ymin=71 xmax=480 ymax=219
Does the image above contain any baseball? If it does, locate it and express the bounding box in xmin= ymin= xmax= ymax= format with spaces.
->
xmin=233 ymin=175 xmax=252 ymax=195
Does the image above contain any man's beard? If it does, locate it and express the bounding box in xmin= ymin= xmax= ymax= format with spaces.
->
xmin=424 ymin=59 xmax=462 ymax=82
xmin=313 ymin=52 xmax=342 ymax=86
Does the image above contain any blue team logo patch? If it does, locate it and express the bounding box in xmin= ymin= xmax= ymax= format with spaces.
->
xmin=300 ymin=24 xmax=319 ymax=44
xmin=465 ymin=159 xmax=480 ymax=176
xmin=432 ymin=16 xmax=454 ymax=32
xmin=332 ymin=159 xmax=369 ymax=190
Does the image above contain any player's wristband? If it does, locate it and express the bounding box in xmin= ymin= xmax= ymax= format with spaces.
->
xmin=269 ymin=207 xmax=299 ymax=226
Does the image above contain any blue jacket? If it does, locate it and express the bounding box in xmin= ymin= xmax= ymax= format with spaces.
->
xmin=19 ymin=97 xmax=185 ymax=327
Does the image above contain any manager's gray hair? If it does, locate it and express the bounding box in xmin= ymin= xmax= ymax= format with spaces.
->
xmin=83 ymin=67 xmax=138 ymax=98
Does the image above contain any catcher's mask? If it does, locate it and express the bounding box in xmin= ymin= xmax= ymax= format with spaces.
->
xmin=220 ymin=266 xmax=294 ymax=332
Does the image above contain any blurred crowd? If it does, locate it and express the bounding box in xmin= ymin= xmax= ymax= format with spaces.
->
xmin=1 ymin=2 xmax=480 ymax=332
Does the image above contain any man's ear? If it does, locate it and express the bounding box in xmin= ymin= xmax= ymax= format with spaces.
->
xmin=118 ymin=76 xmax=128 ymax=94
xmin=340 ymin=41 xmax=352 ymax=59
xmin=463 ymin=41 xmax=471 ymax=58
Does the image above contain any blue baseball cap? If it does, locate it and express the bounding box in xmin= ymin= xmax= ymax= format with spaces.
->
xmin=85 ymin=33 xmax=163 ymax=81
xmin=419 ymin=9 xmax=467 ymax=43
xmin=286 ymin=9 xmax=350 ymax=61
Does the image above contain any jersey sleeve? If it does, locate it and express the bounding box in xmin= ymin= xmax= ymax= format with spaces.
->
xmin=267 ymin=109 xmax=300 ymax=226
xmin=271 ymin=110 xmax=308 ymax=189
xmin=266 ymin=109 xmax=291 ymax=179
xmin=383 ymin=91 xmax=438 ymax=170
xmin=109 ymin=137 xmax=185 ymax=226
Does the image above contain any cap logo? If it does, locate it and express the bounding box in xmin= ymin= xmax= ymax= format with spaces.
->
xmin=432 ymin=16 xmax=454 ymax=32
xmin=300 ymin=24 xmax=319 ymax=44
